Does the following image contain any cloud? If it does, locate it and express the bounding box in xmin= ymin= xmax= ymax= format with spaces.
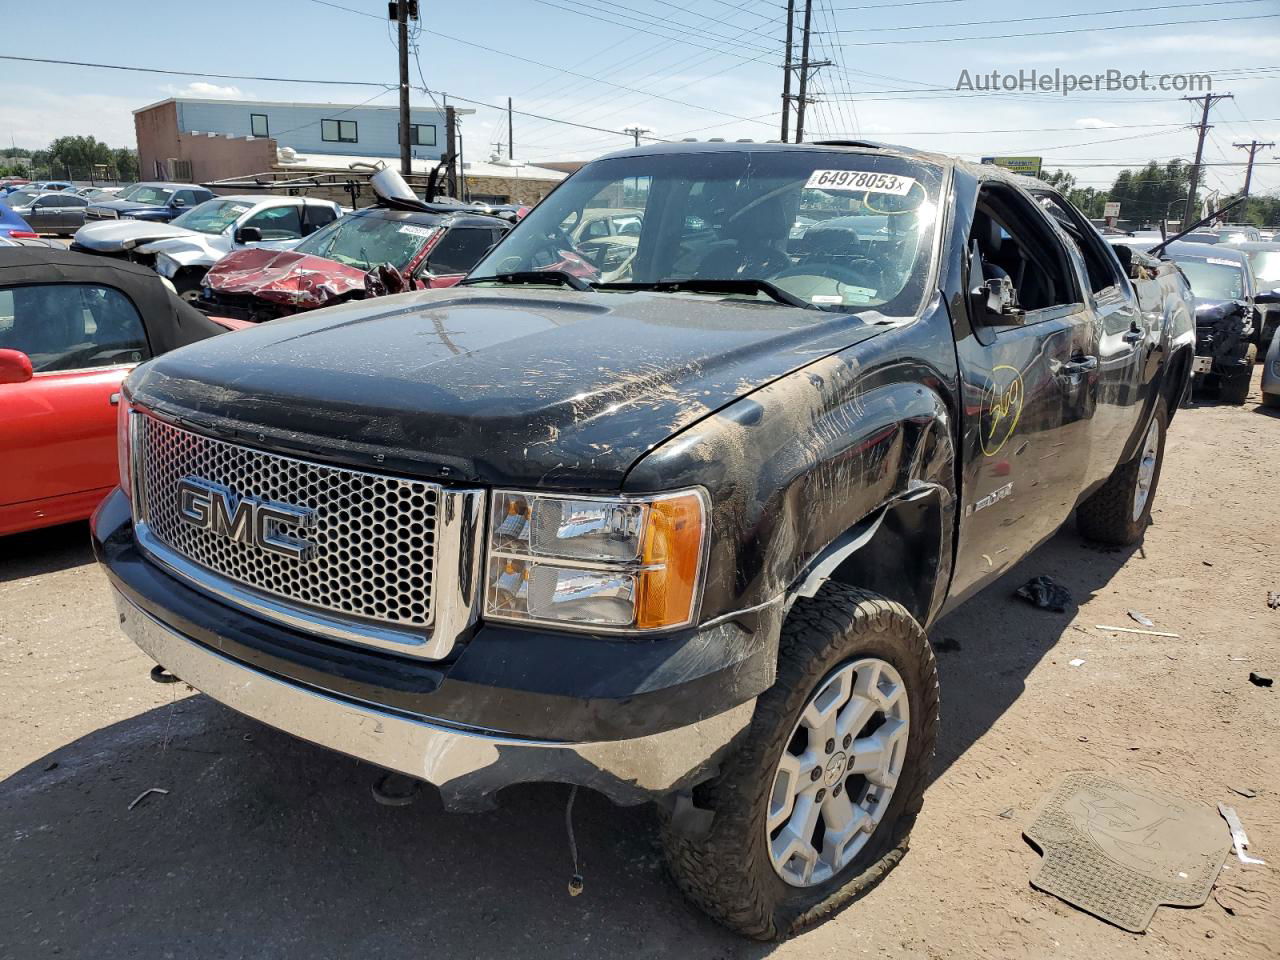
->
xmin=1075 ymin=118 xmax=1119 ymax=129
xmin=163 ymin=81 xmax=250 ymax=99
xmin=0 ymin=86 xmax=139 ymax=149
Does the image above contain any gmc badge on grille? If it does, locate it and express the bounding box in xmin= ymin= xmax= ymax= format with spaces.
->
xmin=177 ymin=477 xmax=316 ymax=561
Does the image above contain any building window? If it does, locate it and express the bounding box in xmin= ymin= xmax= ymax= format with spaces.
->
xmin=400 ymin=123 xmax=437 ymax=147
xmin=321 ymin=119 xmax=358 ymax=143
xmin=250 ymin=113 xmax=269 ymax=137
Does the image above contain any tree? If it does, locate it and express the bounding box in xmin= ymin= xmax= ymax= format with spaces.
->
xmin=47 ymin=135 xmax=113 ymax=180
xmin=111 ymin=148 xmax=139 ymax=182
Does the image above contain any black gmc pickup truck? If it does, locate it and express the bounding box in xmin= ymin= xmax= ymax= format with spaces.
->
xmin=93 ymin=143 xmax=1194 ymax=939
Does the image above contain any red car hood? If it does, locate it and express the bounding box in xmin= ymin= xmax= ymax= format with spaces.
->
xmin=204 ymin=248 xmax=368 ymax=308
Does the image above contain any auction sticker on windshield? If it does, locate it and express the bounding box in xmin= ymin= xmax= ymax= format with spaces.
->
xmin=399 ymin=224 xmax=435 ymax=238
xmin=805 ymin=170 xmax=916 ymax=195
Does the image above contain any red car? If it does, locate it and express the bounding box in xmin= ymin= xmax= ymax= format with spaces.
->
xmin=197 ymin=205 xmax=511 ymax=323
xmin=0 ymin=248 xmax=229 ymax=536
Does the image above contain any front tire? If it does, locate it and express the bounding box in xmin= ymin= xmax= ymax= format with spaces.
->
xmin=1219 ymin=344 xmax=1257 ymax=405
xmin=1076 ymin=398 xmax=1167 ymax=545
xmin=660 ymin=585 xmax=938 ymax=940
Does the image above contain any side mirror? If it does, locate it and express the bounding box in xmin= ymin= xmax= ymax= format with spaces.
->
xmin=1253 ymin=288 xmax=1280 ymax=305
xmin=235 ymin=226 xmax=263 ymax=244
xmin=967 ymin=239 xmax=1025 ymax=326
xmin=0 ymin=348 xmax=34 ymax=384
xmin=172 ymin=197 xmax=186 ymax=208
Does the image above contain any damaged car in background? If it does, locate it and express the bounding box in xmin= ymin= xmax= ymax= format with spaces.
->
xmin=195 ymin=168 xmax=510 ymax=322
xmin=96 ymin=142 xmax=1194 ymax=939
xmin=71 ymin=195 xmax=342 ymax=300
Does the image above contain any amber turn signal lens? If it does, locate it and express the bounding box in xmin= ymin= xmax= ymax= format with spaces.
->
xmin=636 ymin=492 xmax=706 ymax=629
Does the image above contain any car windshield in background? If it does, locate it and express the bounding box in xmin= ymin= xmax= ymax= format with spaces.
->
xmin=1174 ymin=258 xmax=1245 ymax=301
xmin=6 ymin=190 xmax=39 ymax=207
xmin=172 ymin=199 xmax=252 ymax=235
xmin=468 ymin=150 xmax=943 ymax=314
xmin=293 ymin=212 xmax=434 ymax=270
xmin=1244 ymin=249 xmax=1280 ymax=286
xmin=119 ymin=185 xmax=172 ymax=206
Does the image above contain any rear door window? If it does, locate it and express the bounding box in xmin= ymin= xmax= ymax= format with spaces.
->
xmin=243 ymin=204 xmax=304 ymax=240
xmin=0 ymin=284 xmax=150 ymax=372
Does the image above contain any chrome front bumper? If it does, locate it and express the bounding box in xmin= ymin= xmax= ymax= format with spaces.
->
xmin=113 ymin=589 xmax=755 ymax=810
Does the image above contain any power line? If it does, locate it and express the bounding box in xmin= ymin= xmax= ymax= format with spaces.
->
xmin=0 ymin=53 xmax=391 ymax=87
xmin=824 ymin=0 xmax=1269 ymax=33
xmin=826 ymin=13 xmax=1280 ymax=46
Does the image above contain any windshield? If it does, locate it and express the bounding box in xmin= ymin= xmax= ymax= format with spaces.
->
xmin=1245 ymin=249 xmax=1280 ymax=284
xmin=293 ymin=212 xmax=435 ymax=270
xmin=469 ymin=150 xmax=943 ymax=313
xmin=171 ymin=198 xmax=252 ymax=235
xmin=119 ymin=184 xmax=172 ymax=206
xmin=1175 ymin=258 xmax=1245 ymax=300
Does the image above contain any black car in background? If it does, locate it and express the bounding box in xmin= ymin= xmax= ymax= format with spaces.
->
xmin=2 ymin=188 xmax=89 ymax=236
xmin=85 ymin=182 xmax=215 ymax=224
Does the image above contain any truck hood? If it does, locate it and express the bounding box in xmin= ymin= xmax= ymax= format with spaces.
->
xmin=73 ymin=219 xmax=195 ymax=252
xmin=204 ymin=247 xmax=366 ymax=308
xmin=128 ymin=286 xmax=890 ymax=488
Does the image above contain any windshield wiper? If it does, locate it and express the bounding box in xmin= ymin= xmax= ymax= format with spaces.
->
xmin=594 ymin=278 xmax=814 ymax=309
xmin=459 ymin=270 xmax=594 ymax=291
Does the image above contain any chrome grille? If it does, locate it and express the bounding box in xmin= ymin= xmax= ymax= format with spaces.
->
xmin=137 ymin=415 xmax=439 ymax=630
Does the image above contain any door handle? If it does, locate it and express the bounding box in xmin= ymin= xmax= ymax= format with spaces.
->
xmin=1122 ymin=327 xmax=1144 ymax=343
xmin=1060 ymin=355 xmax=1099 ymax=375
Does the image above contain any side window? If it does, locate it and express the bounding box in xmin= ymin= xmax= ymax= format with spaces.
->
xmin=0 ymin=284 xmax=149 ymax=372
xmin=250 ymin=113 xmax=269 ymax=137
xmin=970 ymin=186 xmax=1080 ymax=315
xmin=175 ymin=190 xmax=201 ymax=207
xmin=63 ymin=195 xmax=88 ymax=208
xmin=424 ymin=228 xmax=496 ymax=275
xmin=1035 ymin=193 xmax=1121 ymax=295
xmin=243 ymin=205 xmax=303 ymax=240
xmin=302 ymin=203 xmax=339 ymax=235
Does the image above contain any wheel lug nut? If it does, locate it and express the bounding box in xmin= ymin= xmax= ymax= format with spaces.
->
xmin=842 ymin=734 xmax=852 ymax=749
xmin=833 ymin=783 xmax=843 ymax=797
xmin=815 ymin=788 xmax=826 ymax=802
xmin=825 ymin=738 xmax=835 ymax=754
xmin=810 ymin=767 xmax=822 ymax=782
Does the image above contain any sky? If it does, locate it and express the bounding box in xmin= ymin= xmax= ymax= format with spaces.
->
xmin=1 ymin=0 xmax=1278 ymax=197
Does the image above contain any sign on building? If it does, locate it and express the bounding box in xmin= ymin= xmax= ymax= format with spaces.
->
xmin=1103 ymin=201 xmax=1121 ymax=218
xmin=980 ymin=156 xmax=1043 ymax=178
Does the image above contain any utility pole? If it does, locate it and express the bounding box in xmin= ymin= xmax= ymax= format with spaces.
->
xmin=1233 ymin=139 xmax=1273 ymax=197
xmin=780 ymin=0 xmax=795 ymax=142
xmin=390 ymin=0 xmax=417 ymax=178
xmin=623 ymin=126 xmax=651 ymax=147
xmin=507 ymin=97 xmax=514 ymax=160
xmin=1181 ymin=92 xmax=1232 ymax=228
xmin=794 ymin=0 xmax=814 ymax=143
xmin=445 ymin=104 xmax=459 ymax=199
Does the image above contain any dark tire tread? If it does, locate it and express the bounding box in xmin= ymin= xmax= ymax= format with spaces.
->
xmin=1076 ymin=398 xmax=1168 ymax=545
xmin=1219 ymin=344 xmax=1257 ymax=405
xmin=660 ymin=585 xmax=939 ymax=940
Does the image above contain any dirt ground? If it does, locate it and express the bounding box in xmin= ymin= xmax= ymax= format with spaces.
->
xmin=1 ymin=372 xmax=1276 ymax=960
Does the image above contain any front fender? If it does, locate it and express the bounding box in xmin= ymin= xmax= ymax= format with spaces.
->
xmin=624 ymin=313 xmax=959 ymax=634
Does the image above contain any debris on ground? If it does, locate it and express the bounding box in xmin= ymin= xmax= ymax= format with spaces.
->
xmin=1228 ymin=786 xmax=1257 ymax=799
xmin=933 ymin=637 xmax=962 ymax=653
xmin=1218 ymin=803 xmax=1266 ymax=865
xmin=1127 ymin=609 xmax=1155 ymax=627
xmin=1025 ymin=773 xmax=1229 ymax=932
xmin=1069 ymin=658 xmax=1086 ymax=667
xmin=1095 ymin=624 xmax=1181 ymax=638
xmin=1202 ymin=560 xmax=1214 ymax=566
xmin=1268 ymin=591 xmax=1280 ymax=610
xmin=1248 ymin=672 xmax=1273 ymax=688
xmin=127 ymin=787 xmax=169 ymax=811
xmin=998 ymin=808 xmax=1015 ymax=819
xmin=1015 ymin=576 xmax=1073 ymax=613
xmin=1228 ymin=656 xmax=1252 ymax=662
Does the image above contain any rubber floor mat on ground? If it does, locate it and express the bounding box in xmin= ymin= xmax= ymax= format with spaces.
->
xmin=1023 ymin=771 xmax=1230 ymax=932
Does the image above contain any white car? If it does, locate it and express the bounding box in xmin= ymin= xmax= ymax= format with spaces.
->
xmin=70 ymin=195 xmax=342 ymax=299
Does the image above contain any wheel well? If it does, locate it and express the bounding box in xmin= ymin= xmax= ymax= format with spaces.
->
xmin=1162 ymin=347 xmax=1192 ymax=422
xmin=820 ymin=493 xmax=945 ymax=626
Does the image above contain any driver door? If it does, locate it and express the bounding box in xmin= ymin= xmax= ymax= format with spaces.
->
xmin=0 ymin=283 xmax=150 ymax=517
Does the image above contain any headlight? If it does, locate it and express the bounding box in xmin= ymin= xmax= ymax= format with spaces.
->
xmin=485 ymin=489 xmax=708 ymax=632
xmin=115 ymin=391 xmax=133 ymax=500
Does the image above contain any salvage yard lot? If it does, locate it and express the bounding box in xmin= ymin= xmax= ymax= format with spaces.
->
xmin=1 ymin=374 xmax=1276 ymax=960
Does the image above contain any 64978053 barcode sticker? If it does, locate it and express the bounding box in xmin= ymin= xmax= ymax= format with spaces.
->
xmin=804 ymin=170 xmax=916 ymax=196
